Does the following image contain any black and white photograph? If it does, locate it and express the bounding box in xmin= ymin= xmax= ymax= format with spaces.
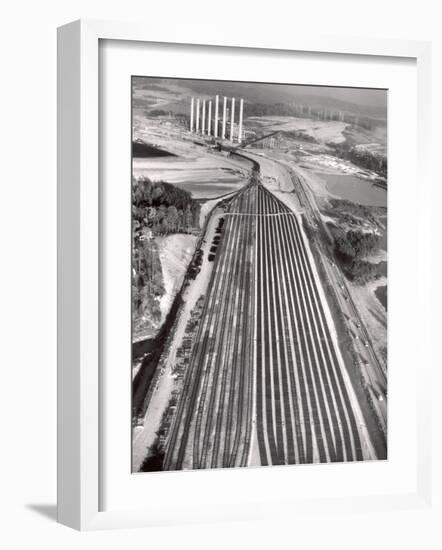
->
xmin=131 ymin=77 xmax=388 ymax=472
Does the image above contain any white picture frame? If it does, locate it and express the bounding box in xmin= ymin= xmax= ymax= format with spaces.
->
xmin=57 ymin=19 xmax=433 ymax=531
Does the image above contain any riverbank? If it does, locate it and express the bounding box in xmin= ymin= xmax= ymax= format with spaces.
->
xmin=318 ymin=172 xmax=387 ymax=207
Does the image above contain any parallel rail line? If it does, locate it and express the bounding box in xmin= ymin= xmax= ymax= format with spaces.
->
xmin=164 ymin=165 xmax=372 ymax=470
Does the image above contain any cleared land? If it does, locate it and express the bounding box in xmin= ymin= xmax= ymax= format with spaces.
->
xmin=156 ymin=234 xmax=198 ymax=324
xmin=248 ymin=116 xmax=349 ymax=144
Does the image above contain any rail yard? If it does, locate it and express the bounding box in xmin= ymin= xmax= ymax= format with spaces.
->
xmin=132 ymin=81 xmax=387 ymax=472
xmin=163 ymin=160 xmax=375 ymax=469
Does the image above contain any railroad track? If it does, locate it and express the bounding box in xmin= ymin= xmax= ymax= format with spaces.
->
xmin=255 ymin=184 xmax=364 ymax=464
xmin=203 ymin=188 xmax=250 ymax=468
xmin=165 ymin=162 xmax=374 ymax=470
xmin=225 ymin=190 xmax=255 ymax=468
xmin=165 ymin=182 xmax=257 ymax=470
xmin=194 ymin=193 xmax=245 ymax=468
xmin=164 ymin=193 xmax=241 ymax=469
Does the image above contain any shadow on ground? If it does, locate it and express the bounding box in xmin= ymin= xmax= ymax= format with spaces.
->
xmin=26 ymin=504 xmax=57 ymax=522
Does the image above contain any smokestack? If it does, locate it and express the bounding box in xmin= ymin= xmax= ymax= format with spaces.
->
xmin=214 ymin=95 xmax=219 ymax=138
xmin=230 ymin=97 xmax=235 ymax=142
xmin=196 ymin=99 xmax=200 ymax=132
xmin=208 ymin=101 xmax=212 ymax=136
xmin=238 ymin=98 xmax=244 ymax=144
xmin=190 ymin=98 xmax=194 ymax=132
xmin=202 ymin=100 xmax=206 ymax=134
xmin=222 ymin=96 xmax=227 ymax=139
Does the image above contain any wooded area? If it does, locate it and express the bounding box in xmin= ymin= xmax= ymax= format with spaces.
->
xmin=132 ymin=177 xmax=201 ymax=235
xmin=334 ymin=229 xmax=381 ymax=283
xmin=132 ymin=177 xmax=201 ymax=338
xmin=331 ymin=142 xmax=387 ymax=178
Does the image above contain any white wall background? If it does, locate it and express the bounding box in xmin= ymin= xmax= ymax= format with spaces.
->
xmin=0 ymin=0 xmax=440 ymax=547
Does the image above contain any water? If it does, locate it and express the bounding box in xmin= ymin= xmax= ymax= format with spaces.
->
xmin=322 ymin=173 xmax=387 ymax=207
xmin=132 ymin=141 xmax=176 ymax=158
xmin=133 ymin=337 xmax=155 ymax=361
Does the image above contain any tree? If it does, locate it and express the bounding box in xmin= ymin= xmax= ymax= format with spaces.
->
xmin=185 ymin=205 xmax=193 ymax=232
xmin=132 ymin=177 xmax=200 ymax=235
xmin=152 ymin=184 xmax=164 ymax=202
xmin=161 ymin=218 xmax=170 ymax=234
xmin=335 ymin=236 xmax=355 ymax=261
xmin=166 ymin=205 xmax=179 ymax=232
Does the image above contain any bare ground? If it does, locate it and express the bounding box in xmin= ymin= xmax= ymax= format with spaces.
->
xmin=349 ymin=277 xmax=388 ymax=369
xmin=156 ymin=234 xmax=198 ymax=324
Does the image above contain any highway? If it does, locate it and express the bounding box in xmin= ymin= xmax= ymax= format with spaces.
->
xmin=164 ymin=164 xmax=375 ymax=470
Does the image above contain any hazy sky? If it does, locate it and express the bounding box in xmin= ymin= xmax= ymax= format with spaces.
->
xmin=134 ymin=77 xmax=387 ymax=118
xmin=281 ymin=84 xmax=387 ymax=108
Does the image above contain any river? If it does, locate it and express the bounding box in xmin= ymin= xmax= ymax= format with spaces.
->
xmin=322 ymin=173 xmax=387 ymax=207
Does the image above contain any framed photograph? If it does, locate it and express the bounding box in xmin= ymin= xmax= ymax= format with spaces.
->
xmin=57 ymin=19 xmax=432 ymax=530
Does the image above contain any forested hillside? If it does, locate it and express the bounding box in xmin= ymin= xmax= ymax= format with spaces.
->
xmin=132 ymin=177 xmax=200 ymax=235
xmin=132 ymin=177 xmax=201 ymax=340
xmin=334 ymin=229 xmax=381 ymax=283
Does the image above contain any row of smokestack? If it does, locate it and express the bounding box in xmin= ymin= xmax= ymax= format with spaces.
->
xmin=190 ymin=95 xmax=244 ymax=143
